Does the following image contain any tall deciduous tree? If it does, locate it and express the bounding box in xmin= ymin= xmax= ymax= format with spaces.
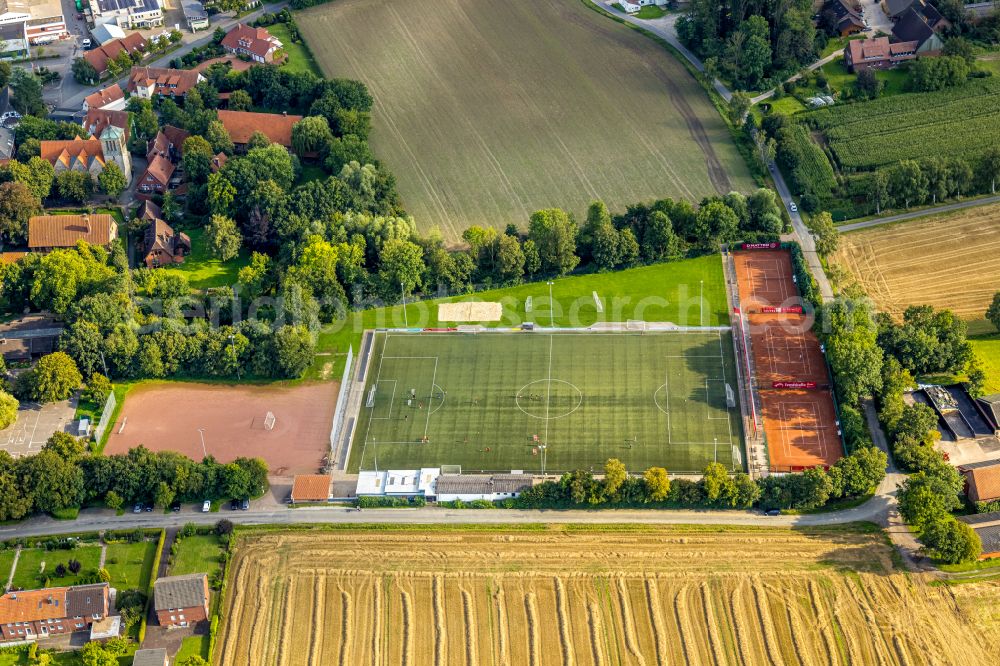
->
xmin=98 ymin=162 xmax=127 ymax=199
xmin=0 ymin=181 xmax=41 ymax=244
xmin=528 ymin=208 xmax=578 ymax=276
xmin=643 ymin=466 xmax=671 ymax=502
xmin=24 ymin=352 xmax=82 ymax=403
xmin=205 ymin=214 xmax=243 ymax=261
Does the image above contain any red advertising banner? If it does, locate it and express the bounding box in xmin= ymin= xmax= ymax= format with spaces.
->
xmin=772 ymin=381 xmax=818 ymax=389
xmin=741 ymin=242 xmax=779 ymax=250
xmin=760 ymin=306 xmax=804 ymax=314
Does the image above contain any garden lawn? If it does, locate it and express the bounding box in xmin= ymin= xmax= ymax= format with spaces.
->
xmin=269 ymin=22 xmax=321 ymax=76
xmin=176 ymin=635 xmax=211 ymax=662
xmin=169 ymin=534 xmax=224 ymax=576
xmin=972 ymin=335 xmax=1000 ymax=395
xmin=634 ymin=5 xmax=666 ymax=19
xmin=307 ymin=254 xmax=730 ymax=380
xmin=102 ymin=540 xmax=157 ymax=591
xmin=0 ymin=550 xmax=15 ymax=587
xmin=158 ymin=227 xmax=250 ymax=290
xmin=9 ymin=546 xmax=102 ymax=590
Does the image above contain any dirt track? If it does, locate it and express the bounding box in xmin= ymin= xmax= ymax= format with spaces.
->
xmin=215 ymin=526 xmax=1000 ymax=665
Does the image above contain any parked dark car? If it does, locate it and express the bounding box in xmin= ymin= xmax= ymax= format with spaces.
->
xmin=132 ymin=504 xmax=142 ymax=514
xmin=765 ymin=508 xmax=781 ymax=516
xmin=170 ymin=501 xmax=181 ymax=512
xmin=230 ymin=499 xmax=240 ymax=511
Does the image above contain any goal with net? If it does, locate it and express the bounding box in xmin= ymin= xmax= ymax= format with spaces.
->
xmin=263 ymin=412 xmax=276 ymax=431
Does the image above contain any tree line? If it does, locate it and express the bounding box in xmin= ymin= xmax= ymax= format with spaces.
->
xmin=510 ymin=447 xmax=886 ymax=512
xmin=0 ymin=430 xmax=268 ymax=522
xmin=820 ymin=292 xmax=983 ymax=562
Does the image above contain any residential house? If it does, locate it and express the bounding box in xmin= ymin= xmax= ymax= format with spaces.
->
xmin=0 ymin=583 xmax=110 ymax=642
xmin=885 ymin=0 xmax=949 ymax=29
xmin=221 ymin=22 xmax=282 ymax=64
xmin=217 ymin=109 xmax=301 ymax=152
xmin=290 ymin=474 xmax=333 ymax=503
xmin=209 ymin=152 xmax=227 ymax=173
xmin=91 ymin=0 xmax=163 ymax=30
xmin=136 ymin=199 xmax=162 ymax=224
xmin=83 ymin=108 xmax=130 ymax=141
xmin=0 ymin=0 xmax=67 ymax=45
xmin=892 ymin=1 xmax=947 ymax=54
xmin=182 ymin=0 xmax=209 ymax=31
xmin=147 ymin=125 xmax=190 ymax=163
xmin=825 ymin=0 xmax=866 ymax=36
xmin=153 ymin=574 xmax=209 ymax=628
xmin=135 ymin=154 xmax=175 ymax=197
xmin=82 ymin=84 xmax=126 ymax=112
xmin=618 ymin=0 xmax=667 ymax=13
xmin=435 ymin=474 xmax=535 ymax=503
xmin=83 ymin=32 xmax=147 ymax=78
xmin=28 ymin=213 xmax=119 ymax=252
xmin=140 ymin=218 xmax=190 ymax=267
xmin=127 ymin=66 xmax=203 ymax=100
xmin=132 ymin=649 xmax=168 ymax=666
xmin=40 ymin=125 xmax=131 ymax=184
xmin=960 ymin=460 xmax=1000 ymax=506
xmin=0 ymin=314 xmax=63 ymax=361
xmin=844 ymin=36 xmax=918 ymax=72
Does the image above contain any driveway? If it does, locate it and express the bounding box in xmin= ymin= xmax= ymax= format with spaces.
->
xmin=860 ymin=0 xmax=894 ymax=36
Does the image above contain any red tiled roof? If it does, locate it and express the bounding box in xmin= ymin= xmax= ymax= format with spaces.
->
xmin=39 ymin=137 xmax=105 ymax=170
xmin=83 ymin=109 xmax=130 ymax=142
xmin=221 ymin=23 xmax=281 ymax=60
xmin=127 ymin=66 xmax=202 ymax=97
xmin=28 ymin=214 xmax=118 ymax=249
xmin=291 ymin=475 xmax=332 ymax=502
xmin=84 ymin=84 xmax=125 ymax=110
xmin=141 ymin=154 xmax=175 ymax=187
xmin=964 ymin=464 xmax=1000 ymax=504
xmin=0 ymin=589 xmax=69 ymax=625
xmin=84 ymin=33 xmax=147 ymax=75
xmin=217 ymin=109 xmax=301 ymax=147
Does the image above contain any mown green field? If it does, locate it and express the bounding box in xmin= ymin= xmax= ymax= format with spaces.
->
xmin=307 ymin=254 xmax=729 ymax=379
xmin=351 ymin=330 xmax=743 ymax=474
xmin=972 ymin=335 xmax=1000 ymax=395
xmin=297 ymin=0 xmax=753 ymax=238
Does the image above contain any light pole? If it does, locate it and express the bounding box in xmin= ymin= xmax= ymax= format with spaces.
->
xmin=547 ymin=281 xmax=555 ymax=328
xmin=714 ymin=437 xmax=718 ymax=463
xmin=401 ymin=281 xmax=409 ymax=328
xmin=372 ymin=436 xmax=378 ymax=473
xmin=229 ymin=334 xmax=240 ymax=380
xmin=700 ymin=280 xmax=704 ymax=327
xmin=539 ymin=444 xmax=547 ymax=476
xmin=198 ymin=428 xmax=207 ymax=458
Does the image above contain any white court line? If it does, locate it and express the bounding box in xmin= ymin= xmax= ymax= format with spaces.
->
xmin=424 ymin=357 xmax=438 ymax=438
xmin=777 ymin=401 xmax=827 ymax=460
xmin=544 ymin=334 xmax=553 ymax=444
xmin=358 ymin=331 xmax=390 ymax=469
xmin=370 ymin=379 xmax=398 ymax=420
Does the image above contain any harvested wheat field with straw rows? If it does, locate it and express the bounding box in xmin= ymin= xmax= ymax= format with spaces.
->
xmin=215 ymin=526 xmax=1000 ymax=665
xmin=832 ymin=203 xmax=1000 ymax=329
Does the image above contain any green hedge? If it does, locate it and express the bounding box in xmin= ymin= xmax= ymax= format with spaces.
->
xmin=138 ymin=529 xmax=167 ymax=644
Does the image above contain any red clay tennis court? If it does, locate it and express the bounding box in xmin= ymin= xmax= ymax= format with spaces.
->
xmin=104 ymin=382 xmax=338 ymax=476
xmin=733 ymin=247 xmax=842 ymax=471
xmin=733 ymin=249 xmax=800 ymax=311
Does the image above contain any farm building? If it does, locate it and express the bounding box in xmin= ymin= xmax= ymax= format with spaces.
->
xmin=217 ymin=110 xmax=302 ymax=152
xmin=153 ymin=573 xmax=209 ymax=628
xmin=823 ymin=0 xmax=866 ymax=36
xmin=28 ymin=214 xmax=119 ymax=252
xmin=959 ymin=512 xmax=1000 ymax=559
xmin=221 ymin=23 xmax=282 ymax=63
xmin=844 ymin=37 xmax=918 ymax=72
xmin=436 ymin=474 xmax=535 ymax=502
xmin=960 ymin=459 xmax=1000 ymax=505
xmin=355 ymin=468 xmax=440 ymax=499
xmin=891 ymin=1 xmax=948 ymax=54
xmin=0 ymin=583 xmax=111 ymax=642
xmin=976 ymin=395 xmax=1000 ymax=435
xmin=290 ymin=474 xmax=333 ymax=503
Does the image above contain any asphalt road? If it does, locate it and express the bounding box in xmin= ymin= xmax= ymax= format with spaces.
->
xmin=838 ymin=195 xmax=1000 ymax=232
xmin=0 ymin=495 xmax=896 ymax=540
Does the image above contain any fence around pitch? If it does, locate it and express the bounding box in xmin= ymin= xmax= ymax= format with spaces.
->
xmin=93 ymin=390 xmax=117 ymax=445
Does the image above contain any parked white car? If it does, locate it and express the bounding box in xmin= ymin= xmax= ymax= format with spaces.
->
xmin=202 ymin=500 xmax=211 ymax=512
xmin=789 ymin=202 xmax=798 ymax=213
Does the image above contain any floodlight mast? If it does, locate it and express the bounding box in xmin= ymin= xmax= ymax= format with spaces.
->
xmin=547 ymin=281 xmax=555 ymax=328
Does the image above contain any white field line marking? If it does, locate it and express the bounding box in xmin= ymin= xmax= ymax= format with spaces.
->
xmin=717 ymin=331 xmax=736 ymax=463
xmin=664 ymin=358 xmax=672 ymax=445
xmin=371 ymin=380 xmax=398 ymax=420
xmin=425 ymin=357 xmax=438 ymax=438
xmin=544 ymin=334 xmax=553 ymax=445
xmin=360 ymin=332 xmax=389 ymax=470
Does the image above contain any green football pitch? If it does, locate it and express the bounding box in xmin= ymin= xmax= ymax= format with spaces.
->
xmin=348 ymin=331 xmax=745 ymax=474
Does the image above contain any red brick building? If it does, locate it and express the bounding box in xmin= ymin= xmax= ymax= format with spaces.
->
xmin=0 ymin=584 xmax=110 ymax=642
xmin=844 ymin=37 xmax=918 ymax=72
xmin=153 ymin=574 xmax=209 ymax=628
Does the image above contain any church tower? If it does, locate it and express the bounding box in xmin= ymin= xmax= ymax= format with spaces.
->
xmin=100 ymin=125 xmax=132 ymax=186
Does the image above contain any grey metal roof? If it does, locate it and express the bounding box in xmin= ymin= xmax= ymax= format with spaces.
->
xmin=153 ymin=574 xmax=207 ymax=611
xmin=973 ymin=524 xmax=1000 ymax=555
xmin=958 ymin=459 xmax=1000 ymax=471
xmin=131 ymin=649 xmax=168 ymax=666
xmin=959 ymin=511 xmax=1000 ymax=526
xmin=436 ymin=474 xmax=533 ymax=495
